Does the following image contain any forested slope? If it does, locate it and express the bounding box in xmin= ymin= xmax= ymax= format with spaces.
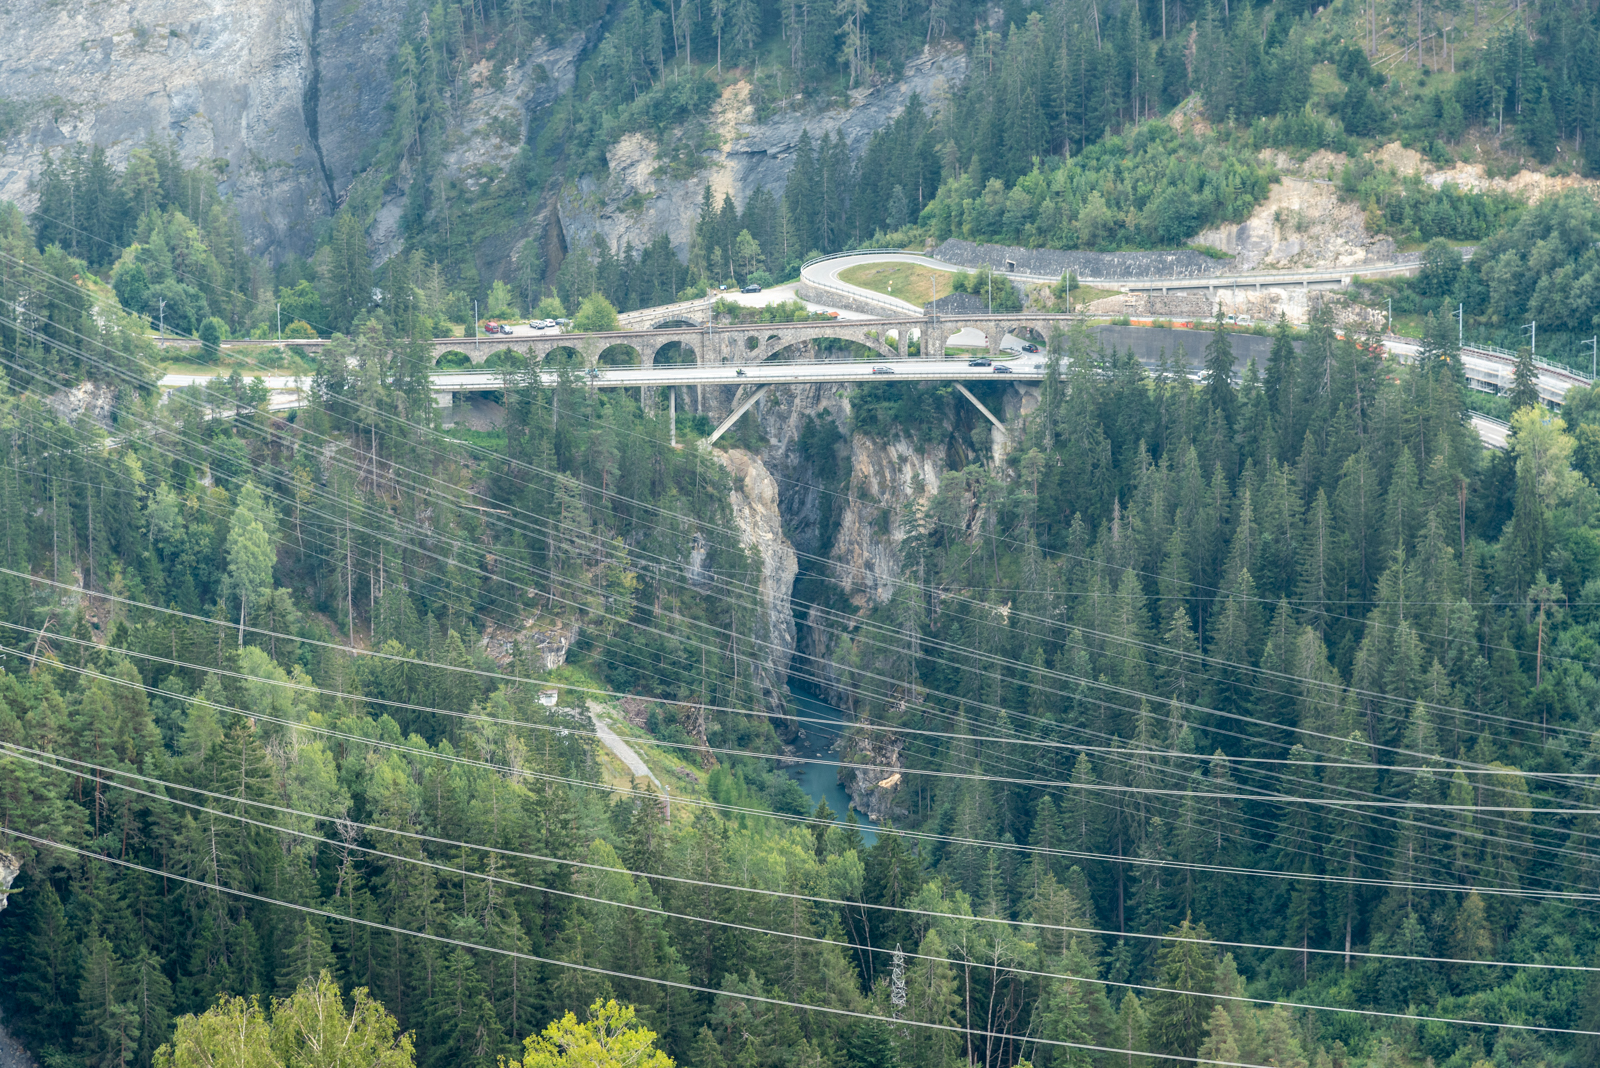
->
xmin=5 ymin=0 xmax=1600 ymax=1064
xmin=7 ymin=158 xmax=1600 ymax=1067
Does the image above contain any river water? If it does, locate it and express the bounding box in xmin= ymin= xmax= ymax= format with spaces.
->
xmin=785 ymin=682 xmax=877 ymax=846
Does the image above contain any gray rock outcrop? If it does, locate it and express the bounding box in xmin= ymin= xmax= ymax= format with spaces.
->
xmin=1 ymin=3 xmax=960 ymax=281
xmin=560 ymin=47 xmax=967 ymax=259
xmin=0 ymin=850 xmax=17 ymax=913
xmin=1192 ymin=175 xmax=1400 ymax=271
xmin=1 ymin=0 xmax=405 ymax=259
xmin=827 ymin=431 xmax=943 ymax=607
xmin=373 ymin=31 xmax=589 ymax=270
xmin=716 ymin=447 xmax=798 ymax=715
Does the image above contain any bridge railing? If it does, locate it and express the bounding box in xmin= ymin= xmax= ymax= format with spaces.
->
xmin=1459 ymin=343 xmax=1594 ymax=385
xmin=164 ymin=336 xmax=332 ymax=350
xmin=801 ymin=248 xmax=916 ymax=269
xmin=797 ymin=276 xmax=923 ymax=318
xmin=616 ymin=294 xmax=716 ymax=325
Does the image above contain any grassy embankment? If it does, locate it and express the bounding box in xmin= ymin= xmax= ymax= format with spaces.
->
xmin=838 ymin=261 xmax=953 ymax=306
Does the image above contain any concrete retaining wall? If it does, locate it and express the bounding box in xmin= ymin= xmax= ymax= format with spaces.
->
xmin=1092 ymin=325 xmax=1279 ymax=373
xmin=795 ymin=280 xmax=916 ymax=319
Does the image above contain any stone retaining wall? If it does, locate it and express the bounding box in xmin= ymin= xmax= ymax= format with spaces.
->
xmin=795 ymin=280 xmax=914 ymax=318
xmin=934 ymin=239 xmax=1230 ymax=280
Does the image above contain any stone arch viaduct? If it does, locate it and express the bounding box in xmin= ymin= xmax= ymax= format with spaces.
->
xmin=428 ymin=314 xmax=1072 ymax=370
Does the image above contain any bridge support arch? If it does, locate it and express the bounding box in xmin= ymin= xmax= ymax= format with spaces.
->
xmin=705 ymin=385 xmax=772 ymax=445
xmin=745 ymin=328 xmax=899 ymax=365
xmin=954 ymin=383 xmax=1008 ymax=447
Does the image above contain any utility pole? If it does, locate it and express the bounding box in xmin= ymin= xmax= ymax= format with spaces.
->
xmin=988 ymin=271 xmax=992 ymax=315
xmin=1456 ymin=302 xmax=1463 ymax=347
xmin=158 ymin=297 xmax=166 ymax=339
xmin=277 ymin=302 xmax=282 ymax=341
xmin=1386 ymin=298 xmax=1391 ymax=335
xmin=1523 ymin=320 xmax=1536 ymax=357
xmin=1584 ymin=337 xmax=1598 ymax=379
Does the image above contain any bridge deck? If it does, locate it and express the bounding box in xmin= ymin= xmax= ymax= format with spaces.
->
xmin=428 ymin=358 xmax=1048 ymax=391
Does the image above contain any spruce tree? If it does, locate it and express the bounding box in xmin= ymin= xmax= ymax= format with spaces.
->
xmin=76 ymin=933 xmax=139 ymax=1068
xmin=275 ymin=916 xmax=338 ymax=996
xmin=1144 ymin=919 xmax=1218 ymax=1066
xmin=1202 ymin=308 xmax=1236 ymax=428
xmin=1508 ymin=346 xmax=1540 ymax=413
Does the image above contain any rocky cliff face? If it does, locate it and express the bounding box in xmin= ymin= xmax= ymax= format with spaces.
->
xmin=737 ymin=381 xmax=946 ymax=825
xmin=716 ymin=447 xmax=799 ymax=716
xmin=0 ymin=850 xmax=17 ymax=913
xmin=839 ymin=732 xmax=908 ymax=822
xmin=370 ymin=31 xmax=587 ymax=266
xmin=826 ymin=430 xmax=944 ymax=607
xmin=1 ymin=0 xmax=403 ymax=258
xmin=742 ymin=382 xmax=948 ymax=715
xmin=1193 ymin=170 xmax=1399 ymax=273
xmin=559 ymin=47 xmax=967 ymax=258
xmin=1 ymin=3 xmax=959 ymax=274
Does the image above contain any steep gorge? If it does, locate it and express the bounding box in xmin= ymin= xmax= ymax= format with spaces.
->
xmin=708 ymin=374 xmax=1008 ymax=823
xmin=714 ymin=371 xmax=1034 ymax=718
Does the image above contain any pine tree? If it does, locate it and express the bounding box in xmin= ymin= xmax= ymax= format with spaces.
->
xmin=1113 ymin=992 xmax=1149 ymax=1065
xmin=325 ymin=210 xmax=373 ymax=334
xmin=1194 ymin=1005 xmax=1240 ymax=1067
xmin=225 ymin=493 xmax=275 ymax=646
xmin=1509 ymin=346 xmax=1540 ymax=413
xmin=424 ymin=949 xmax=505 ymax=1068
xmin=846 ymin=1019 xmax=900 ymax=1068
xmin=1265 ymin=313 xmax=1297 ymax=451
xmin=1202 ymin=308 xmax=1236 ymax=428
xmin=1144 ymin=918 xmax=1217 ymax=1065
xmin=76 ymin=934 xmax=140 ymax=1068
xmin=903 ymin=929 xmax=960 ymax=1068
xmin=275 ymin=916 xmax=338 ymax=996
xmin=128 ymin=947 xmax=174 ymax=1068
xmin=689 ymin=1026 xmax=727 ymax=1068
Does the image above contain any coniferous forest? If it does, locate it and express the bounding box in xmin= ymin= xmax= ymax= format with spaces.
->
xmin=7 ymin=149 xmax=1600 ymax=1066
xmin=6 ymin=0 xmax=1600 ymax=1062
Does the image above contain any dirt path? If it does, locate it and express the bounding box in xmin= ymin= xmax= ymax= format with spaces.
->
xmin=587 ymin=702 xmax=670 ymax=815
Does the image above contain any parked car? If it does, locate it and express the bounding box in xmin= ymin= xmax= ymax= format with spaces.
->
xmin=871 ymin=366 xmax=894 ymax=374
xmin=993 ymin=364 xmax=1013 ymax=373
xmin=741 ymin=283 xmax=762 ymax=293
xmin=967 ymin=358 xmax=991 ymax=367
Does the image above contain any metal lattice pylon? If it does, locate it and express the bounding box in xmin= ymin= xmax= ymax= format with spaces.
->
xmin=890 ymin=943 xmax=907 ymax=1022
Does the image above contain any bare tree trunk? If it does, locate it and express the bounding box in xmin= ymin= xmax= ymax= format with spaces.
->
xmin=346 ymin=515 xmax=355 ymax=642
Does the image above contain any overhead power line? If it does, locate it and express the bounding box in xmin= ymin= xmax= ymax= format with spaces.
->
xmin=4 ymin=739 xmax=1588 ymax=1035
xmin=2 ymin=825 xmax=1320 ymax=1068
xmin=12 ymin=651 xmax=1600 ymax=947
